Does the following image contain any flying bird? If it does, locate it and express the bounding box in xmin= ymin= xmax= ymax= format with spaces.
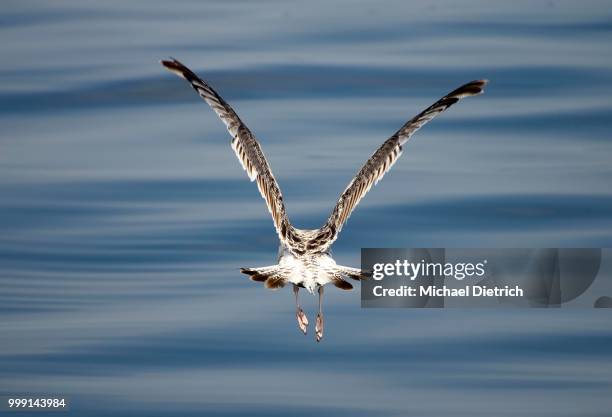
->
xmin=161 ymin=58 xmax=487 ymax=342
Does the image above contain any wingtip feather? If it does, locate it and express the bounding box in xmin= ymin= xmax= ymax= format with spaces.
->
xmin=160 ymin=57 xmax=189 ymax=79
xmin=456 ymin=79 xmax=489 ymax=97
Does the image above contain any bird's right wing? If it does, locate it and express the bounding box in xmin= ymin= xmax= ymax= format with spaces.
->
xmin=161 ymin=58 xmax=297 ymax=248
xmin=305 ymin=80 xmax=488 ymax=252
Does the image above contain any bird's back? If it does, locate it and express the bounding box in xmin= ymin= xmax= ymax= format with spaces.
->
xmin=278 ymin=241 xmax=336 ymax=293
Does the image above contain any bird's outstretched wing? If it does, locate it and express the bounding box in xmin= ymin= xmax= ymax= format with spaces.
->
xmin=306 ymin=80 xmax=488 ymax=252
xmin=161 ymin=58 xmax=298 ymax=249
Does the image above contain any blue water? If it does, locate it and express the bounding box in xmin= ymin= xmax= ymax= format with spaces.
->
xmin=1 ymin=1 xmax=612 ymax=416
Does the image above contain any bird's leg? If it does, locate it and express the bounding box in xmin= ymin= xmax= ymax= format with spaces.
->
xmin=315 ymin=286 xmax=324 ymax=342
xmin=294 ymin=284 xmax=308 ymax=335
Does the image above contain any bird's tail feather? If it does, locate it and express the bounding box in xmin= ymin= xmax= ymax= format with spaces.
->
xmin=335 ymin=265 xmax=369 ymax=281
xmin=330 ymin=265 xmax=369 ymax=291
xmin=240 ymin=265 xmax=288 ymax=289
xmin=240 ymin=264 xmax=368 ymax=291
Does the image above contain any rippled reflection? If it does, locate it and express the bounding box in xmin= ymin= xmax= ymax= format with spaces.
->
xmin=1 ymin=0 xmax=612 ymax=416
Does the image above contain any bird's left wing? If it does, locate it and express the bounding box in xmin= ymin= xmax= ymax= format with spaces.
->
xmin=305 ymin=79 xmax=488 ymax=252
xmin=161 ymin=59 xmax=298 ymax=249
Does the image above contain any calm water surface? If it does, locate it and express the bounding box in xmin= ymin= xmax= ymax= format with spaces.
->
xmin=1 ymin=1 xmax=612 ymax=416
